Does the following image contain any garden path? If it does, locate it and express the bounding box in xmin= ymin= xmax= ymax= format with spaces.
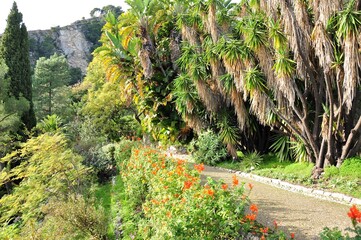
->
xmin=170 ymin=154 xmax=353 ymax=240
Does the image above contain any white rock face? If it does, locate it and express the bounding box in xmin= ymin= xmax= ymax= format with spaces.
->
xmin=28 ymin=19 xmax=97 ymax=75
xmin=57 ymin=26 xmax=92 ymax=74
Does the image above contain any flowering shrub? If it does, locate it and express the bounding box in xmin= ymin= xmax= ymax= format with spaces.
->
xmin=120 ymin=147 xmax=248 ymax=239
xmin=320 ymin=205 xmax=361 ymax=239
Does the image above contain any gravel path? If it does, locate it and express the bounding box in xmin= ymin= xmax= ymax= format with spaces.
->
xmin=169 ymin=153 xmax=354 ymax=240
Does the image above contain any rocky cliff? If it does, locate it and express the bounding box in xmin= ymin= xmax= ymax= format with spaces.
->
xmin=28 ymin=18 xmax=103 ymax=74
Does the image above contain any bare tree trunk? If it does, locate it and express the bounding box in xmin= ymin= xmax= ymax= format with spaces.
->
xmin=337 ymin=116 xmax=361 ymax=166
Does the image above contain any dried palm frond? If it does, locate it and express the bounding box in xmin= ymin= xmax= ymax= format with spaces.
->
xmin=231 ymin=89 xmax=248 ymax=130
xmin=312 ymin=0 xmax=342 ymax=26
xmin=343 ymin=33 xmax=360 ymax=112
xmin=181 ymin=25 xmax=199 ymax=46
xmin=195 ymin=79 xmax=221 ymax=113
xmin=138 ymin=48 xmax=153 ymax=79
xmin=208 ymin=3 xmax=219 ymax=42
xmin=311 ymin=21 xmax=335 ymax=74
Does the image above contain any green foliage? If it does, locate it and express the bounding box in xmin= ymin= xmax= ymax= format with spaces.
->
xmin=270 ymin=135 xmax=291 ymax=162
xmin=69 ymin=67 xmax=83 ymax=85
xmin=114 ymin=138 xmax=142 ymax=164
xmin=33 ymin=53 xmax=71 ymax=120
xmin=241 ymin=152 xmax=263 ymax=171
xmin=0 ymin=133 xmax=90 ymax=230
xmin=36 ymin=114 xmax=62 ymax=133
xmin=28 ymin=35 xmax=56 ymax=60
xmin=82 ymin=143 xmax=118 ymax=182
xmin=339 ymin=157 xmax=361 ymax=178
xmin=189 ymin=130 xmax=228 ymax=165
xmin=0 ymin=2 xmax=36 ymax=130
xmin=324 ymin=166 xmax=340 ymax=178
xmin=320 ymin=227 xmax=344 ymax=240
xmin=0 ymin=59 xmax=29 ymax=157
xmin=21 ymin=194 xmax=108 ymax=239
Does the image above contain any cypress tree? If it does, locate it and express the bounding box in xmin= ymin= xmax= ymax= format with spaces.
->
xmin=0 ymin=2 xmax=36 ymax=130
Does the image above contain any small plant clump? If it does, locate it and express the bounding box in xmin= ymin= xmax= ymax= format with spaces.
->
xmin=189 ymin=129 xmax=228 ymax=166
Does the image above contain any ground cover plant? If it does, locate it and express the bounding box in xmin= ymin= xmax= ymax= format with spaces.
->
xmin=217 ymin=153 xmax=361 ymax=198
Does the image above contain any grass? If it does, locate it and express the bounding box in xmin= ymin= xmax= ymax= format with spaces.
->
xmin=93 ymin=175 xmax=125 ymax=239
xmin=216 ymin=153 xmax=361 ymax=199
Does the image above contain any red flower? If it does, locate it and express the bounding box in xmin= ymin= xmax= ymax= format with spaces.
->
xmin=232 ymin=175 xmax=239 ymax=186
xmin=260 ymin=227 xmax=268 ymax=233
xmin=221 ymin=183 xmax=228 ymax=190
xmin=250 ymin=204 xmax=258 ymax=213
xmin=273 ymin=220 xmax=278 ymax=229
xmin=194 ymin=163 xmax=205 ymax=173
xmin=348 ymin=205 xmax=361 ymax=223
xmin=290 ymin=233 xmax=295 ymax=239
xmin=183 ymin=181 xmax=192 ymax=190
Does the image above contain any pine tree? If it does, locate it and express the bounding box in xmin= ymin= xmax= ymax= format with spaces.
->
xmin=0 ymin=2 xmax=36 ymax=130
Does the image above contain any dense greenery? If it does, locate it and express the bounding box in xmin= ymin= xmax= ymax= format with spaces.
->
xmin=0 ymin=2 xmax=35 ymax=131
xmin=1 ymin=0 xmax=361 ymax=239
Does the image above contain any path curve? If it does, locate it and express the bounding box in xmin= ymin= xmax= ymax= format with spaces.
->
xmin=169 ymin=153 xmax=355 ymax=240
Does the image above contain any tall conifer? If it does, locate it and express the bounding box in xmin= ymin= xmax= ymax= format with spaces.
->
xmin=0 ymin=2 xmax=36 ymax=130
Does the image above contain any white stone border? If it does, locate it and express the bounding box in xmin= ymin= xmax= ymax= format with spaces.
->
xmin=216 ymin=167 xmax=361 ymax=206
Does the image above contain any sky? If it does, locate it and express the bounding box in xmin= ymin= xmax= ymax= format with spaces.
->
xmin=0 ymin=0 xmax=129 ymax=34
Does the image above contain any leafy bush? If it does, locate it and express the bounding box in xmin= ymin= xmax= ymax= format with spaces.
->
xmin=83 ymin=143 xmax=118 ymax=182
xmin=340 ymin=157 xmax=361 ymax=179
xmin=189 ymin=130 xmax=227 ymax=165
xmin=0 ymin=133 xmax=90 ymax=235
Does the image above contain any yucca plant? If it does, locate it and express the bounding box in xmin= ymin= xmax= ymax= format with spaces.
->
xmin=241 ymin=151 xmax=263 ymax=171
xmin=270 ymin=135 xmax=291 ymax=163
xmin=290 ymin=138 xmax=308 ymax=163
xmin=244 ymin=67 xmax=267 ymax=95
xmin=268 ymin=18 xmax=287 ymax=50
xmin=273 ymin=49 xmax=296 ymax=78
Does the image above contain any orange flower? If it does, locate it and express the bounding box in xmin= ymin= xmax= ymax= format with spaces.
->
xmin=245 ymin=214 xmax=256 ymax=221
xmin=232 ymin=175 xmax=239 ymax=186
xmin=194 ymin=163 xmax=205 ymax=173
xmin=348 ymin=205 xmax=361 ymax=223
xmin=166 ymin=211 xmax=171 ymax=218
xmin=260 ymin=236 xmax=266 ymax=240
xmin=183 ymin=181 xmax=192 ymax=190
xmin=221 ymin=184 xmax=228 ymax=190
xmin=290 ymin=233 xmax=295 ymax=239
xmin=248 ymin=183 xmax=254 ymax=190
xmin=207 ymin=189 xmax=215 ymax=196
xmin=250 ymin=204 xmax=258 ymax=213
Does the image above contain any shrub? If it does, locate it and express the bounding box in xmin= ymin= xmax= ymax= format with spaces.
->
xmin=20 ymin=195 xmax=108 ymax=239
xmin=189 ymin=130 xmax=227 ymax=165
xmin=340 ymin=157 xmax=361 ymax=179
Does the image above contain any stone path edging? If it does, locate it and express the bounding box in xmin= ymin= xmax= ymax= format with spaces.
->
xmin=215 ymin=167 xmax=361 ymax=206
